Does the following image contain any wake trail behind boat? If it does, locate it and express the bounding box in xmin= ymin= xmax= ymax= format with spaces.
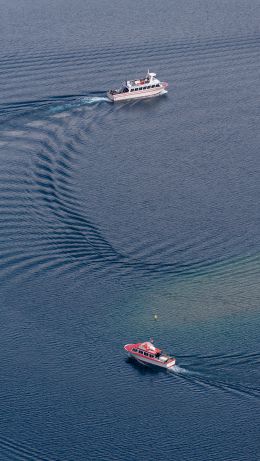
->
xmin=49 ymin=95 xmax=111 ymax=113
xmin=168 ymin=362 xmax=260 ymax=399
xmin=169 ymin=365 xmax=191 ymax=374
xmin=0 ymin=93 xmax=111 ymax=120
xmin=81 ymin=96 xmax=111 ymax=104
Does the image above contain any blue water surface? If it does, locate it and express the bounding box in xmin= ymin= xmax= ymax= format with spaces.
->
xmin=0 ymin=1 xmax=260 ymax=460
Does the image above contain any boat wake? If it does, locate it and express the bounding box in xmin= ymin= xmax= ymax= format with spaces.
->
xmin=168 ymin=354 xmax=260 ymax=400
xmin=81 ymin=96 xmax=111 ymax=104
xmin=0 ymin=93 xmax=111 ymax=120
xmin=169 ymin=365 xmax=190 ymax=374
xmin=49 ymin=95 xmax=111 ymax=113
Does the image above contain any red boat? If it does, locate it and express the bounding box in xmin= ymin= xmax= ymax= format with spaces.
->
xmin=124 ymin=340 xmax=176 ymax=369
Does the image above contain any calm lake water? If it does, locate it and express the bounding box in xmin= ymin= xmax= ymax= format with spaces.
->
xmin=0 ymin=1 xmax=260 ymax=460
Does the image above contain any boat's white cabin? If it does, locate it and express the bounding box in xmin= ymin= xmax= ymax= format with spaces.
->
xmin=126 ymin=71 xmax=161 ymax=91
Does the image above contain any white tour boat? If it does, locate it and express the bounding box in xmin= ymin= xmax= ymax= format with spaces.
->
xmin=124 ymin=340 xmax=176 ymax=369
xmin=107 ymin=71 xmax=168 ymax=102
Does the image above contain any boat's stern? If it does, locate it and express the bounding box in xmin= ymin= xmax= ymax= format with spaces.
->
xmin=166 ymin=357 xmax=176 ymax=368
xmin=107 ymin=91 xmax=115 ymax=102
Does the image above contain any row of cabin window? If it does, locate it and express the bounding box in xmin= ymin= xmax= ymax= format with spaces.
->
xmin=132 ymin=348 xmax=155 ymax=358
xmin=130 ymin=84 xmax=160 ymax=92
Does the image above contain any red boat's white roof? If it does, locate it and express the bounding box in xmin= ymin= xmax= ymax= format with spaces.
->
xmin=131 ymin=341 xmax=161 ymax=354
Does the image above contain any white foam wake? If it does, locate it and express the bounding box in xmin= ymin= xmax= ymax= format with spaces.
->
xmin=49 ymin=96 xmax=110 ymax=114
xmin=169 ymin=365 xmax=190 ymax=374
xmin=81 ymin=96 xmax=111 ymax=104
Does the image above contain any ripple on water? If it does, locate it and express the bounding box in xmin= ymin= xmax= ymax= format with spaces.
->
xmin=0 ymin=101 xmax=128 ymax=284
xmin=0 ymin=435 xmax=53 ymax=460
xmin=0 ymin=33 xmax=259 ymax=286
xmin=0 ymin=20 xmax=259 ymax=461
